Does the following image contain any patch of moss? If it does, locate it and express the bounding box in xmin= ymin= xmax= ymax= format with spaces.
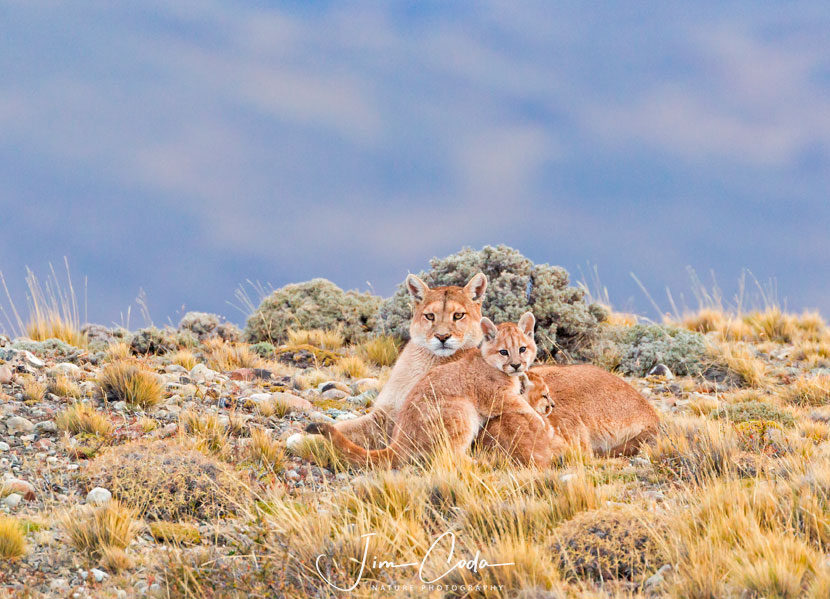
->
xmin=713 ymin=401 xmax=795 ymax=427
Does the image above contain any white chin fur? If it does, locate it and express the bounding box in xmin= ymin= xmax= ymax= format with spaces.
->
xmin=433 ymin=347 xmax=457 ymax=357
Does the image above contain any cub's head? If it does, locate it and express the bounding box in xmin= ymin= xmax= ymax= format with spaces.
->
xmin=480 ymin=312 xmax=537 ymax=376
xmin=407 ymin=272 xmax=487 ymax=357
xmin=526 ymin=370 xmax=554 ymax=415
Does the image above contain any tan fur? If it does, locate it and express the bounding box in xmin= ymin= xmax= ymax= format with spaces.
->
xmin=326 ymin=273 xmax=487 ymax=449
xmin=308 ymin=318 xmax=551 ymax=468
xmin=532 ymin=364 xmax=659 ymax=456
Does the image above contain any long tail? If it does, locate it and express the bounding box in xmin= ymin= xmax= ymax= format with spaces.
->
xmin=305 ymin=422 xmax=400 ymax=468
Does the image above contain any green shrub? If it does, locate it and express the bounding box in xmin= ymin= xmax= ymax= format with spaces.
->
xmin=250 ymin=341 xmax=276 ymax=358
xmin=129 ymin=327 xmax=175 ymax=355
xmin=178 ymin=312 xmax=241 ymax=342
xmin=374 ymin=245 xmax=606 ymax=359
xmin=245 ymin=278 xmax=381 ymax=345
xmin=713 ymin=401 xmax=795 ymax=427
xmin=613 ymin=324 xmax=707 ymax=376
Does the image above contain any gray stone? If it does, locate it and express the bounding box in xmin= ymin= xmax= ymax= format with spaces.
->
xmin=35 ymin=420 xmax=58 ymax=434
xmin=321 ymin=388 xmax=348 ymax=400
xmin=86 ymin=487 xmax=112 ymax=506
xmin=0 ymin=365 xmax=12 ymax=385
xmin=1 ymin=493 xmax=22 ymax=508
xmin=6 ymin=416 xmax=35 ymax=435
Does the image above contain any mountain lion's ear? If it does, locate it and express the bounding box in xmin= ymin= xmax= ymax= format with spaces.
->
xmin=464 ymin=272 xmax=487 ymax=303
xmin=518 ymin=311 xmax=536 ymax=336
xmin=406 ymin=274 xmax=429 ymax=303
xmin=480 ymin=317 xmax=497 ymax=342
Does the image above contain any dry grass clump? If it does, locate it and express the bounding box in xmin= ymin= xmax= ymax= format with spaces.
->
xmin=252 ymin=395 xmax=292 ymax=418
xmin=21 ymin=378 xmax=47 ymax=402
xmin=204 ymin=340 xmax=262 ymax=372
xmin=78 ymin=440 xmax=247 ymax=520
xmin=56 ymin=402 xmax=113 ymax=437
xmin=709 ymin=341 xmax=769 ymax=387
xmin=26 ymin=315 xmax=88 ymax=348
xmin=247 ymin=428 xmax=285 ymax=472
xmin=781 ymin=376 xmax=830 ymax=406
xmin=554 ymin=507 xmax=667 ymax=583
xmin=179 ymin=410 xmax=230 ymax=456
xmin=287 ymin=328 xmax=345 ymax=350
xmin=148 ymin=521 xmax=201 ymax=546
xmin=48 ymin=375 xmax=82 ymax=399
xmin=289 ymin=435 xmax=349 ymax=473
xmin=170 ymin=349 xmax=198 ymax=370
xmin=100 ymin=544 xmax=134 ymax=572
xmin=678 ymin=307 xmax=828 ymax=346
xmin=99 ymin=360 xmax=163 ymax=409
xmin=0 ymin=516 xmax=26 ymax=559
xmin=105 ymin=341 xmax=131 ymax=361
xmin=335 ymin=355 xmax=369 ymax=379
xmin=358 ymin=335 xmax=400 ymax=367
xmin=61 ymin=500 xmax=137 ymax=556
xmin=645 ymin=417 xmax=739 ymax=484
xmin=713 ymin=397 xmax=795 ymax=427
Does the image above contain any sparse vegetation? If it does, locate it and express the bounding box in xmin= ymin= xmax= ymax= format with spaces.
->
xmin=0 ymin=516 xmax=26 ymax=559
xmin=613 ymin=323 xmax=708 ymax=376
xmin=98 ymin=360 xmax=163 ymax=409
xmin=21 ymin=378 xmax=47 ymax=402
xmin=48 ymin=374 xmax=82 ymax=398
xmin=61 ymin=500 xmax=137 ymax=556
xmin=56 ymin=402 xmax=114 ymax=436
xmin=170 ymin=349 xmax=198 ymax=370
xmin=781 ymin=375 xmax=830 ymax=406
xmin=204 ymin=341 xmax=262 ymax=372
xmin=358 ymin=335 xmax=399 ymax=366
xmin=335 ymin=355 xmax=368 ymax=379
xmin=247 ymin=428 xmax=286 ymax=472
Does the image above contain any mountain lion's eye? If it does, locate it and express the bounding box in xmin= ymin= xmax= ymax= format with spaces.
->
xmin=424 ymin=313 xmax=435 ymax=321
xmin=499 ymin=349 xmax=509 ymax=356
xmin=453 ymin=312 xmax=465 ymax=321
xmin=519 ymin=346 xmax=527 ymax=353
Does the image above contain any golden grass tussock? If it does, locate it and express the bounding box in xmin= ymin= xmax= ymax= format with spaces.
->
xmin=169 ymin=349 xmax=198 ymax=370
xmin=678 ymin=306 xmax=828 ymax=346
xmin=335 ymin=355 xmax=369 ymax=379
xmin=0 ymin=516 xmax=26 ymax=559
xmin=56 ymin=402 xmax=113 ymax=437
xmin=21 ymin=378 xmax=47 ymax=402
xmin=148 ymin=521 xmax=202 ymax=546
xmin=247 ymin=428 xmax=286 ymax=472
xmin=61 ymin=500 xmax=137 ymax=556
xmin=99 ymin=360 xmax=163 ymax=409
xmin=709 ymin=341 xmax=769 ymax=388
xmin=179 ymin=410 xmax=230 ymax=456
xmin=105 ymin=341 xmax=131 ymax=361
xmin=781 ymin=376 xmax=830 ymax=407
xmin=204 ymin=341 xmax=262 ymax=372
xmin=358 ymin=335 xmax=400 ymax=367
xmin=100 ymin=544 xmax=134 ymax=572
xmin=48 ymin=375 xmax=82 ymax=399
xmin=287 ymin=328 xmax=345 ymax=350
xmin=26 ymin=314 xmax=88 ymax=348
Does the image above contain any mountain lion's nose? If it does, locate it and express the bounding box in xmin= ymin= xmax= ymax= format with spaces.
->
xmin=435 ymin=333 xmax=451 ymax=343
xmin=510 ymin=363 xmax=521 ymax=370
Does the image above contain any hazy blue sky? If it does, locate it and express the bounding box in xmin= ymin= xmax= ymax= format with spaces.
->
xmin=1 ymin=2 xmax=828 ymax=330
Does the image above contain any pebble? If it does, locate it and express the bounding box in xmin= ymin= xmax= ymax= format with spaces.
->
xmin=0 ymin=442 xmax=9 ymax=451
xmin=6 ymin=416 xmax=35 ymax=435
xmin=189 ymin=363 xmax=218 ymax=383
xmin=321 ymin=388 xmax=349 ymax=400
xmin=309 ymin=411 xmax=335 ymax=424
xmin=1 ymin=493 xmax=22 ymax=508
xmin=3 ymin=478 xmax=36 ymax=500
xmin=319 ymin=381 xmax=351 ymax=394
xmin=347 ymin=390 xmax=376 ymax=407
xmin=35 ymin=420 xmax=58 ymax=434
xmin=0 ymin=365 xmax=12 ymax=384
xmin=86 ymin=487 xmax=112 ymax=506
xmin=285 ymin=433 xmax=305 ymax=452
xmin=53 ymin=362 xmax=82 ymax=377
xmin=559 ymin=473 xmax=577 ymax=483
xmin=273 ymin=392 xmax=313 ymax=412
xmin=91 ymin=568 xmax=107 ymax=582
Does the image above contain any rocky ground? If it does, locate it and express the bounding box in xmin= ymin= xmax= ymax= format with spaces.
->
xmin=1 ymin=310 xmax=830 ymax=598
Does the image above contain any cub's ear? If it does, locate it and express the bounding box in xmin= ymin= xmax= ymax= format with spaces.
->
xmin=406 ymin=274 xmax=429 ymax=303
xmin=518 ymin=311 xmax=536 ymax=336
xmin=480 ymin=317 xmax=497 ymax=342
xmin=464 ymin=272 xmax=488 ymax=303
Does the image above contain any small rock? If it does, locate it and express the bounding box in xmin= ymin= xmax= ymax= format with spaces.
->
xmin=230 ymin=368 xmax=255 ymax=381
xmin=247 ymin=393 xmax=273 ymax=403
xmin=91 ymin=568 xmax=107 ymax=582
xmin=50 ymin=579 xmax=69 ymax=592
xmin=285 ymin=469 xmax=301 ymax=481
xmin=645 ymin=564 xmax=672 ymax=589
xmin=273 ymin=392 xmax=312 ymax=412
xmin=352 ymin=378 xmax=380 ymax=393
xmin=1 ymin=493 xmax=22 ymax=508
xmin=285 ymin=433 xmax=305 ymax=452
xmin=53 ymin=362 xmax=82 ymax=378
xmin=321 ymin=388 xmax=349 ymax=400
xmin=2 ymin=478 xmax=36 ymax=500
xmin=559 ymin=473 xmax=577 ymax=483
xmin=309 ymin=411 xmax=335 ymax=424
xmin=347 ymin=390 xmax=377 ymax=407
xmin=319 ymin=381 xmax=351 ymax=394
xmin=189 ymin=363 xmax=218 ymax=383
xmin=6 ymin=416 xmax=35 ymax=435
xmin=35 ymin=420 xmax=58 ymax=434
xmin=648 ymin=364 xmax=674 ymax=379
xmin=86 ymin=487 xmax=112 ymax=506
xmin=0 ymin=442 xmax=9 ymax=451
xmin=0 ymin=365 xmax=12 ymax=384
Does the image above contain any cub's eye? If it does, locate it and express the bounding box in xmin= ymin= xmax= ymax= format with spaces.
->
xmin=424 ymin=313 xmax=435 ymax=321
xmin=519 ymin=346 xmax=527 ymax=353
xmin=499 ymin=349 xmax=509 ymax=356
xmin=453 ymin=312 xmax=465 ymax=321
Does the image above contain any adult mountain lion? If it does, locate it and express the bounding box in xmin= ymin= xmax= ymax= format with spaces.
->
xmin=324 ymin=272 xmax=488 ymax=449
